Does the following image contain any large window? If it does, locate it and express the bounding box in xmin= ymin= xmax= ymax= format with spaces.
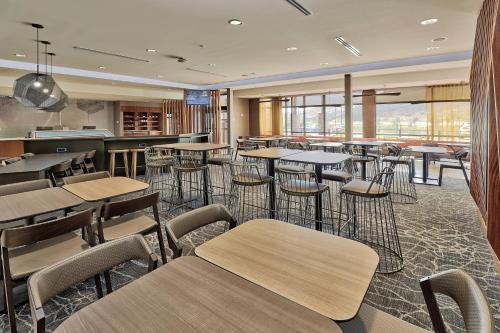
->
xmin=376 ymin=103 xmax=428 ymax=139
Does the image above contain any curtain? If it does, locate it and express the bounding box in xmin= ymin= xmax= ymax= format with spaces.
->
xmin=259 ymin=99 xmax=282 ymax=136
xmin=426 ymin=84 xmax=471 ymax=141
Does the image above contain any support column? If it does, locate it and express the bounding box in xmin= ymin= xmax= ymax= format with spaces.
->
xmin=344 ymin=74 xmax=353 ymax=140
xmin=362 ymin=89 xmax=376 ymax=138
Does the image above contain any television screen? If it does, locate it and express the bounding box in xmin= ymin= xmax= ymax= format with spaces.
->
xmin=186 ymin=90 xmax=211 ymax=106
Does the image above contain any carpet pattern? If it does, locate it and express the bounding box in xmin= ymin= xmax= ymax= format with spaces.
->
xmin=0 ymin=167 xmax=499 ymax=333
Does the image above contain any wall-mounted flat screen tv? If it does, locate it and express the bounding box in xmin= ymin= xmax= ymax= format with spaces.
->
xmin=186 ymin=90 xmax=211 ymax=106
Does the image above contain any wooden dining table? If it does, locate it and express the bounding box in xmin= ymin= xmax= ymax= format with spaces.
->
xmin=196 ymin=219 xmax=379 ymax=322
xmin=62 ymin=177 xmax=149 ymax=202
xmin=55 ymin=257 xmax=341 ymax=333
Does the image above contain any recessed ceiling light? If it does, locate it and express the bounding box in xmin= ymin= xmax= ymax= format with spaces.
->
xmin=432 ymin=37 xmax=448 ymax=42
xmin=421 ymin=18 xmax=438 ymax=25
xmin=320 ymin=62 xmax=329 ymax=66
xmin=157 ymin=75 xmax=163 ymax=78
xmin=98 ymin=66 xmax=106 ymax=70
xmin=427 ymin=46 xmax=440 ymax=51
xmin=286 ymin=46 xmax=298 ymax=51
xmin=14 ymin=53 xmax=26 ymax=58
xmin=208 ymin=63 xmax=216 ymax=67
xmin=146 ymin=49 xmax=157 ymax=53
xmin=228 ymin=19 xmax=243 ymax=25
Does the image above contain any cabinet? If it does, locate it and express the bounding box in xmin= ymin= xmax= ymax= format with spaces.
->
xmin=121 ymin=107 xmax=164 ymax=136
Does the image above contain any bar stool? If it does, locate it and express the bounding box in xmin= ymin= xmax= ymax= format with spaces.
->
xmin=276 ymin=165 xmax=335 ymax=233
xmin=84 ymin=150 xmax=97 ymax=173
xmin=322 ymin=158 xmax=354 ymax=214
xmin=48 ymin=160 xmax=73 ymax=186
xmin=144 ymin=147 xmax=175 ymax=212
xmin=108 ymin=149 xmax=130 ymax=177
xmin=382 ymin=147 xmax=417 ymax=204
xmin=227 ymin=161 xmax=273 ymax=225
xmin=208 ymin=147 xmax=234 ymax=204
xmin=338 ymin=167 xmax=403 ymax=273
xmin=130 ymin=148 xmax=146 ymax=179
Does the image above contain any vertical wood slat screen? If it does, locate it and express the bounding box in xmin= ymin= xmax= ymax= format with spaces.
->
xmin=162 ymin=90 xmax=221 ymax=143
xmin=470 ymin=0 xmax=500 ymax=257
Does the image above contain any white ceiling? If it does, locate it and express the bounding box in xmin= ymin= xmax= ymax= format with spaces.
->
xmin=0 ymin=0 xmax=482 ymax=87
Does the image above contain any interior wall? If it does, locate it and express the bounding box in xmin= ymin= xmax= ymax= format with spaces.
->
xmin=0 ymin=96 xmax=115 ymax=137
xmin=229 ymin=92 xmax=249 ymax=146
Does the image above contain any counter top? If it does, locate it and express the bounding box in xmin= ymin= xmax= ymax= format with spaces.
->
xmin=0 ymin=133 xmax=210 ymax=142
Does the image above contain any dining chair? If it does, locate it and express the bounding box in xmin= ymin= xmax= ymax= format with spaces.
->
xmin=27 ymin=235 xmax=158 ymax=333
xmin=48 ymin=160 xmax=73 ymax=186
xmin=0 ymin=179 xmax=53 ymax=228
xmin=83 ymin=150 xmax=97 ymax=173
xmin=438 ymin=149 xmax=470 ymax=187
xmin=420 ymin=269 xmax=495 ymax=333
xmin=1 ymin=209 xmax=95 ymax=333
xmin=165 ymin=204 xmax=236 ymax=258
xmin=96 ymin=191 xmax=168 ymax=264
xmin=70 ymin=153 xmax=87 ymax=175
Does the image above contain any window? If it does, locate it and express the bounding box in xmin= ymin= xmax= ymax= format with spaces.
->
xmin=376 ymin=103 xmax=428 ymax=139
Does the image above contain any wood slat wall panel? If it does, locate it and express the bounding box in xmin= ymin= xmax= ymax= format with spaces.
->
xmin=163 ymin=91 xmax=221 ymax=143
xmin=470 ymin=0 xmax=500 ymax=257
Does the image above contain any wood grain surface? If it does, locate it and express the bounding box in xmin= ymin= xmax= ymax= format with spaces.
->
xmin=63 ymin=177 xmax=148 ymax=202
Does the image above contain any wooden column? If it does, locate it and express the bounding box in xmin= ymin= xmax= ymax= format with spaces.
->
xmin=249 ymin=98 xmax=260 ymax=137
xmin=344 ymin=74 xmax=353 ymax=140
xmin=362 ymin=90 xmax=376 ymax=138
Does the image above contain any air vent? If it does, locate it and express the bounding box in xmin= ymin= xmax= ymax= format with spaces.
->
xmin=73 ymin=46 xmax=150 ymax=63
xmin=185 ymin=68 xmax=227 ymax=77
xmin=334 ymin=37 xmax=362 ymax=57
xmin=285 ymin=0 xmax=312 ymax=16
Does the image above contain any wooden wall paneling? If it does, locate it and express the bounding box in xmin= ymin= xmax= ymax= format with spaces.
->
xmin=362 ymin=90 xmax=376 ymax=138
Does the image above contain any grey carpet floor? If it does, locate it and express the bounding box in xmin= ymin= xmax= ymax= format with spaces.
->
xmin=1 ymin=167 xmax=499 ymax=333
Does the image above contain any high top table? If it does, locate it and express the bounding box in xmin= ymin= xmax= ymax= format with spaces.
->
xmin=153 ymin=143 xmax=230 ymax=205
xmin=0 ymin=153 xmax=84 ymax=185
xmin=55 ymin=257 xmax=341 ymax=333
xmin=196 ymin=219 xmax=379 ymax=321
xmin=248 ymin=137 xmax=283 ymax=148
xmin=239 ymin=148 xmax=302 ymax=218
xmin=281 ymin=151 xmax=352 ymax=230
xmin=409 ymin=145 xmax=448 ymax=185
xmin=342 ymin=141 xmax=388 ymax=180
xmin=309 ymin=142 xmax=343 ymax=152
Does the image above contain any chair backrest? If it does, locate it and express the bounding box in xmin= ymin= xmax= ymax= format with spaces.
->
xmin=51 ymin=160 xmax=73 ymax=173
xmin=368 ymin=166 xmax=395 ymax=194
xmin=84 ymin=150 xmax=96 ymax=159
xmin=420 ymin=269 xmax=495 ymax=333
xmin=165 ymin=204 xmax=236 ymax=258
xmin=63 ymin=171 xmax=110 ymax=185
xmin=0 ymin=179 xmax=52 ymax=196
xmin=4 ymin=157 xmax=21 ymax=165
xmin=455 ymin=149 xmax=469 ymax=160
xmin=28 ymin=235 xmax=157 ymax=332
xmin=1 ymin=209 xmax=93 ymax=249
xmin=100 ymin=191 xmax=159 ymax=220
xmin=71 ymin=153 xmax=86 ymax=165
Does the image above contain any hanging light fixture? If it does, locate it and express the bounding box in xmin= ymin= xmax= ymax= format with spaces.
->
xmin=12 ymin=23 xmax=67 ymax=111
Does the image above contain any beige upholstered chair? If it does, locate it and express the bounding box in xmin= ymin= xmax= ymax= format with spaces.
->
xmin=96 ymin=191 xmax=168 ymax=263
xmin=1 ymin=210 xmax=94 ymax=333
xmin=165 ymin=204 xmax=236 ymax=258
xmin=420 ymin=269 xmax=495 ymax=333
xmin=0 ymin=179 xmax=53 ymax=228
xmin=28 ymin=235 xmax=157 ymax=333
xmin=63 ymin=171 xmax=110 ymax=185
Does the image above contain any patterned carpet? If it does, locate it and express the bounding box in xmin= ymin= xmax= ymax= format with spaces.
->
xmin=1 ymin=165 xmax=499 ymax=333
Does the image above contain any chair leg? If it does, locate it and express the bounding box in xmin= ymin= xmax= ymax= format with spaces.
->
xmin=94 ymin=274 xmax=103 ymax=299
xmin=4 ymin=278 xmax=16 ymax=333
xmin=104 ymin=271 xmax=113 ymax=294
xmin=438 ymin=165 xmax=444 ymax=186
xmin=459 ymin=161 xmax=470 ymax=187
xmin=156 ymin=228 xmax=168 ymax=264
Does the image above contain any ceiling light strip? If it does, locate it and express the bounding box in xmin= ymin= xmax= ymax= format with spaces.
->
xmin=73 ymin=46 xmax=150 ymax=63
xmin=285 ymin=0 xmax=313 ymax=16
xmin=334 ymin=37 xmax=362 ymax=57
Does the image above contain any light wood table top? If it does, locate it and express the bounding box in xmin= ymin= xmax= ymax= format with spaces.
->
xmin=55 ymin=257 xmax=340 ymax=333
xmin=281 ymin=151 xmax=352 ymax=165
xmin=63 ymin=177 xmax=148 ymax=202
xmin=0 ymin=188 xmax=83 ymax=223
xmin=196 ymin=219 xmax=379 ymax=321
xmin=0 ymin=153 xmax=83 ymax=175
xmin=309 ymin=142 xmax=344 ymax=147
xmin=153 ymin=143 xmax=229 ymax=151
xmin=239 ymin=148 xmax=302 ymax=160
xmin=409 ymin=146 xmax=448 ymax=154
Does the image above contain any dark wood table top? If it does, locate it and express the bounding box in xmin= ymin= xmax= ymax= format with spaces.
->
xmin=55 ymin=257 xmax=341 ymax=333
xmin=63 ymin=177 xmax=149 ymax=202
xmin=196 ymin=219 xmax=379 ymax=321
xmin=239 ymin=148 xmax=302 ymax=160
xmin=281 ymin=151 xmax=352 ymax=165
xmin=153 ymin=143 xmax=229 ymax=151
xmin=0 ymin=153 xmax=83 ymax=175
xmin=0 ymin=188 xmax=83 ymax=223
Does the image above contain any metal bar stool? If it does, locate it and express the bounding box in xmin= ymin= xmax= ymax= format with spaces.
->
xmin=322 ymin=158 xmax=354 ymax=215
xmin=130 ymin=148 xmax=146 ymax=179
xmin=338 ymin=166 xmax=403 ymax=273
xmin=144 ymin=147 xmax=175 ymax=212
xmin=108 ymin=149 xmax=130 ymax=177
xmin=276 ymin=164 xmax=336 ymax=233
xmin=207 ymin=147 xmax=233 ymax=205
xmin=227 ymin=160 xmax=273 ymax=224
xmin=382 ymin=146 xmax=417 ymax=204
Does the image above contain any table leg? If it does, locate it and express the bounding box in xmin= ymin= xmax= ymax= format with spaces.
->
xmin=268 ymin=159 xmax=276 ymax=219
xmin=422 ymin=152 xmax=429 ymax=183
xmin=361 ymin=146 xmax=367 ymax=180
xmin=266 ymin=141 xmax=271 ymax=148
xmin=202 ymin=151 xmax=209 ymax=206
xmin=315 ymin=164 xmax=323 ymax=231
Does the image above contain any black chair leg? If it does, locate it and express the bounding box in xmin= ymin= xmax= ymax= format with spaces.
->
xmin=438 ymin=166 xmax=444 ymax=186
